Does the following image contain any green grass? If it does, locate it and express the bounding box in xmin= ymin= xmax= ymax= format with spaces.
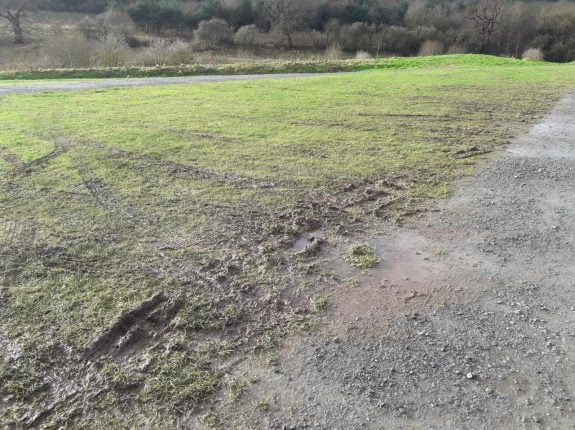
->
xmin=0 ymin=54 xmax=565 ymax=81
xmin=1 ymin=59 xmax=574 ymax=426
xmin=346 ymin=244 xmax=380 ymax=269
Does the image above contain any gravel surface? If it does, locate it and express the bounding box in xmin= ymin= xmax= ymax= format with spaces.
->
xmin=217 ymin=95 xmax=575 ymax=429
xmin=0 ymin=73 xmax=336 ymax=95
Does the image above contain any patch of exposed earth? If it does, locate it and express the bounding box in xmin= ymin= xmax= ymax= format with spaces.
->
xmin=206 ymin=95 xmax=575 ymax=429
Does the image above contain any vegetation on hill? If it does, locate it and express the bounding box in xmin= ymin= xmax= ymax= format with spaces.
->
xmin=2 ymin=0 xmax=575 ymax=71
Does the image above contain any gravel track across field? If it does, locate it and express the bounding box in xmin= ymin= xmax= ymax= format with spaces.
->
xmin=0 ymin=73 xmax=338 ymax=95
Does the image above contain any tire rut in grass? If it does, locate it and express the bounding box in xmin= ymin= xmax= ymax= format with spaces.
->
xmin=58 ymin=137 xmax=276 ymax=189
xmin=84 ymin=292 xmax=182 ymax=361
xmin=76 ymin=164 xmax=152 ymax=226
xmin=0 ymin=148 xmax=22 ymax=169
xmin=11 ymin=144 xmax=69 ymax=178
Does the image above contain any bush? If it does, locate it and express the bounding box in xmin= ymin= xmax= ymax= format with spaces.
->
xmin=234 ymin=25 xmax=259 ymax=49
xmin=325 ymin=44 xmax=344 ymax=60
xmin=419 ymin=39 xmax=445 ymax=56
xmin=165 ymin=40 xmax=194 ymax=65
xmin=522 ymin=48 xmax=543 ymax=61
xmin=138 ymin=38 xmax=169 ymax=66
xmin=44 ymin=35 xmax=93 ymax=68
xmin=194 ymin=18 xmax=233 ymax=49
xmin=91 ymin=34 xmax=129 ymax=67
xmin=138 ymin=39 xmax=194 ymax=66
xmin=356 ymin=50 xmax=372 ymax=59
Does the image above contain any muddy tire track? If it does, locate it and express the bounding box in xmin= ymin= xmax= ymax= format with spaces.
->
xmin=85 ymin=292 xmax=182 ymax=361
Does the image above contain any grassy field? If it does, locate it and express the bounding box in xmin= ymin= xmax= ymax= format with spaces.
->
xmin=1 ymin=57 xmax=574 ymax=427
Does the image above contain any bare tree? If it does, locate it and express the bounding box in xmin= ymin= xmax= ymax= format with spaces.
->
xmin=0 ymin=0 xmax=45 ymax=44
xmin=467 ymin=0 xmax=505 ymax=52
xmin=264 ymin=0 xmax=314 ymax=49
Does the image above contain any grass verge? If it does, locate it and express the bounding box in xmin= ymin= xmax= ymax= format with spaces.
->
xmin=0 ymin=54 xmax=565 ymax=81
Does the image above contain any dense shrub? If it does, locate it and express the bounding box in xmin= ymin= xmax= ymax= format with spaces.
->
xmin=234 ymin=24 xmax=259 ymax=49
xmin=195 ymin=18 xmax=233 ymax=49
xmin=91 ymin=34 xmax=129 ymax=67
xmin=165 ymin=40 xmax=194 ymax=65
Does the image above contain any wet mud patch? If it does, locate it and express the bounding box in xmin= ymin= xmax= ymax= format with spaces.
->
xmin=85 ymin=292 xmax=181 ymax=361
xmin=289 ymin=230 xmax=324 ymax=255
xmin=316 ymin=228 xmax=478 ymax=338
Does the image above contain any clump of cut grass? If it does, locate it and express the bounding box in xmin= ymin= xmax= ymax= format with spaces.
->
xmin=256 ymin=400 xmax=270 ymax=412
xmin=346 ymin=244 xmax=379 ymax=269
xmin=227 ymin=378 xmax=250 ymax=401
xmin=312 ymin=295 xmax=330 ymax=312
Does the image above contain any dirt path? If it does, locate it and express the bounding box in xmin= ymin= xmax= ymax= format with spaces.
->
xmin=0 ymin=73 xmax=337 ymax=95
xmin=216 ymin=95 xmax=575 ymax=428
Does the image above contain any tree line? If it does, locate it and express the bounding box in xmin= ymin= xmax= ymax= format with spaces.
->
xmin=2 ymin=0 xmax=575 ymax=62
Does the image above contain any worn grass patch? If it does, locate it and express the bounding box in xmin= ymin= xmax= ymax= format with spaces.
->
xmin=0 ymin=61 xmax=574 ymax=426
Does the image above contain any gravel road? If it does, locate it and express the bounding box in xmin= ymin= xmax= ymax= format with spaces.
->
xmin=0 ymin=73 xmax=334 ymax=95
xmin=215 ymin=95 xmax=575 ymax=429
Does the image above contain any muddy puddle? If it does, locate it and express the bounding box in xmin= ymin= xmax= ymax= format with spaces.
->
xmin=317 ymin=228 xmax=474 ymax=338
xmin=290 ymin=230 xmax=323 ymax=254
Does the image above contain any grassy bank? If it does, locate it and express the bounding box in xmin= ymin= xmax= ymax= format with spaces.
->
xmin=0 ymin=54 xmax=557 ymax=81
xmin=1 ymin=62 xmax=574 ymax=427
